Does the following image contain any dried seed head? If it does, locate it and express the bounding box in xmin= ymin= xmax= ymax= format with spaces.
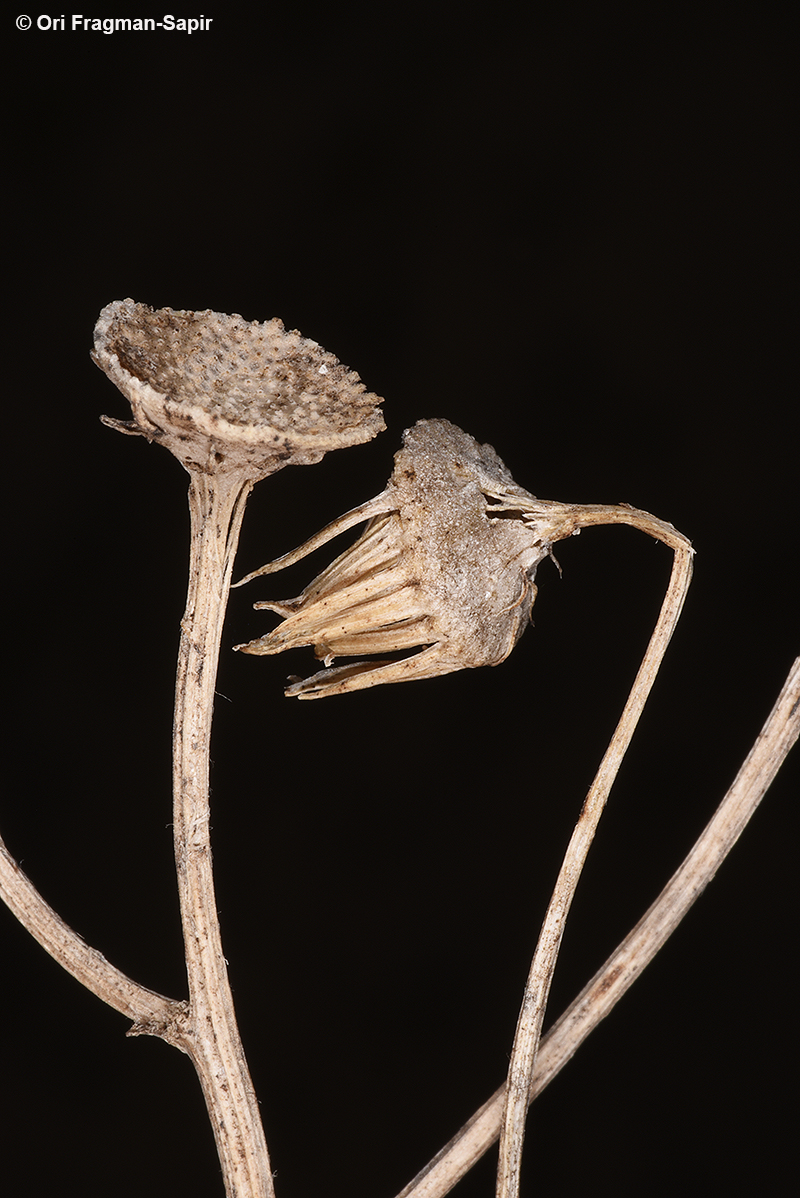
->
xmin=92 ymin=299 xmax=385 ymax=476
xmin=235 ymin=419 xmax=580 ymax=697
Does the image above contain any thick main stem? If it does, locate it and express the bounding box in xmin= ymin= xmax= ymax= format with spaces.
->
xmin=173 ymin=465 xmax=275 ymax=1198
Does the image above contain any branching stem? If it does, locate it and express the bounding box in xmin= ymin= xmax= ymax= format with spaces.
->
xmin=0 ymin=836 xmax=184 ymax=1041
xmin=0 ymin=459 xmax=276 ymax=1197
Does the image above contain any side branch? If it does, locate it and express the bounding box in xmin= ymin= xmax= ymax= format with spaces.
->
xmin=0 ymin=834 xmax=184 ymax=1039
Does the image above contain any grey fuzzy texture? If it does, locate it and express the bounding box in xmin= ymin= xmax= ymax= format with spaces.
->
xmin=238 ymin=419 xmax=574 ymax=696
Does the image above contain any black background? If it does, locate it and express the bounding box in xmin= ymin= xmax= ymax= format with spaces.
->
xmin=5 ymin=6 xmax=796 ymax=1197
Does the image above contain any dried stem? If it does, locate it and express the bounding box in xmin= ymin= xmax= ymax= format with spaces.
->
xmin=4 ymin=299 xmax=389 ymax=1197
xmin=1 ymin=462 xmax=276 ymax=1196
xmin=398 ymin=656 xmax=800 ymax=1198
xmin=497 ymin=507 xmax=693 ymax=1198
xmin=0 ymin=835 xmax=185 ymax=1041
xmin=171 ymin=464 xmax=275 ymax=1198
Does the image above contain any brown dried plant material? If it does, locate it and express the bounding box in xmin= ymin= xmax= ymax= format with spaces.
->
xmin=224 ymin=423 xmax=690 ymax=1197
xmin=92 ymin=299 xmax=385 ymax=476
xmin=88 ymin=300 xmax=386 ymax=1197
xmin=235 ymin=418 xmax=595 ymax=696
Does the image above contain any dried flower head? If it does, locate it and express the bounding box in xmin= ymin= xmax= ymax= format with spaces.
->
xmin=234 ymin=419 xmax=583 ymax=697
xmin=92 ymin=299 xmax=385 ymax=476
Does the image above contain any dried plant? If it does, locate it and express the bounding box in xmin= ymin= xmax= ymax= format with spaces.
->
xmin=3 ymin=299 xmax=385 ymax=1198
xmin=234 ymin=416 xmax=698 ymax=1195
xmin=232 ymin=417 xmax=795 ymax=1197
xmin=394 ymin=655 xmax=800 ymax=1198
xmin=234 ymin=418 xmax=571 ymax=694
xmin=93 ymin=298 xmax=385 ymax=468
xmin=235 ymin=418 xmax=687 ymax=700
xmin=1 ymin=303 xmax=797 ymax=1198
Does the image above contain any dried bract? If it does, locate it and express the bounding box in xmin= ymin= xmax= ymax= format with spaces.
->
xmin=235 ymin=419 xmax=582 ymax=697
xmin=92 ymin=299 xmax=385 ymax=476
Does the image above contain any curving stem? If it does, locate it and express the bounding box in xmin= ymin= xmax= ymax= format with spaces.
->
xmin=172 ymin=464 xmax=275 ymax=1198
xmin=496 ymin=504 xmax=694 ymax=1198
xmin=397 ymin=656 xmax=798 ymax=1198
